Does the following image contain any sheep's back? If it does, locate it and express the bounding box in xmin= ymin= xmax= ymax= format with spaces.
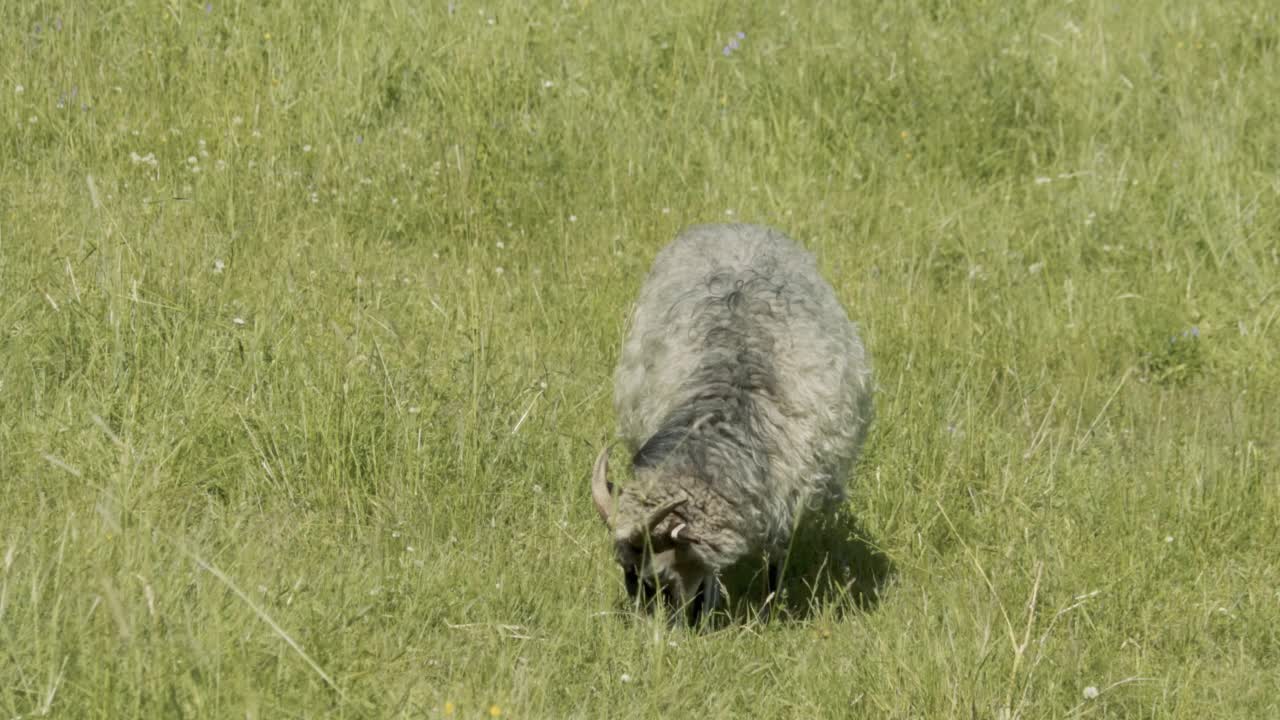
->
xmin=613 ymin=224 xmax=873 ymax=525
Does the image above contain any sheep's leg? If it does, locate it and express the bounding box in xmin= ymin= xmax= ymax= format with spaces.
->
xmin=704 ymin=575 xmax=721 ymax=615
xmin=683 ymin=576 xmax=720 ymax=627
xmin=683 ymin=585 xmax=705 ymax=627
xmin=758 ymin=561 xmax=781 ymax=623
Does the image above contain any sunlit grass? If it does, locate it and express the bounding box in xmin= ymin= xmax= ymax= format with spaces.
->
xmin=2 ymin=1 xmax=1278 ymax=717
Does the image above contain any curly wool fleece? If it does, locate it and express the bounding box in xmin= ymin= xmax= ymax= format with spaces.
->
xmin=610 ymin=223 xmax=874 ymax=574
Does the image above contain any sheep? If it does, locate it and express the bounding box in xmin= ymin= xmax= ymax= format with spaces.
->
xmin=591 ymin=223 xmax=874 ymax=624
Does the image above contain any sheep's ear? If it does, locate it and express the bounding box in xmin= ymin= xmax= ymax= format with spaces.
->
xmin=669 ymin=522 xmax=701 ymax=545
xmin=590 ymin=445 xmax=615 ymax=527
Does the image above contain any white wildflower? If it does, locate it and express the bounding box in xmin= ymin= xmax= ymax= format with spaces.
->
xmin=130 ymin=152 xmax=158 ymax=168
xmin=1082 ymin=686 xmax=1099 ymax=700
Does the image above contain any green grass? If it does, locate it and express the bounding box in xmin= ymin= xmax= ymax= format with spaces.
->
xmin=3 ymin=0 xmax=1278 ymax=717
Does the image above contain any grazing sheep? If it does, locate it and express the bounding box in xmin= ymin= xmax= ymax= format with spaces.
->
xmin=591 ymin=223 xmax=874 ymax=624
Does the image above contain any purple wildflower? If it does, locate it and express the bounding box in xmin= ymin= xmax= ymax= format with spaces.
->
xmin=722 ymin=46 xmax=732 ymax=56
xmin=728 ymin=38 xmax=740 ymax=50
xmin=205 ymin=2 xmax=213 ymax=12
xmin=737 ymin=31 xmax=746 ymax=40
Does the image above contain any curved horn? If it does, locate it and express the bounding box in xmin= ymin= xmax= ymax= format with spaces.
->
xmin=670 ymin=522 xmax=701 ymax=545
xmin=644 ymin=496 xmax=687 ymax=534
xmin=590 ymin=445 xmax=614 ymax=527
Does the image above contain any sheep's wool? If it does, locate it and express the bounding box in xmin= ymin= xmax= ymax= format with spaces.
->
xmin=612 ymin=224 xmax=874 ymax=572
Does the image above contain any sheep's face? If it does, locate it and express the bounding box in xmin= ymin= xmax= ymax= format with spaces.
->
xmin=590 ymin=447 xmax=717 ymax=624
xmin=611 ymin=505 xmax=714 ymax=621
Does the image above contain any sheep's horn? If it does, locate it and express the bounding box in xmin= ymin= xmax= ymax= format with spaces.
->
xmin=670 ymin=522 xmax=701 ymax=545
xmin=590 ymin=445 xmax=614 ymax=527
xmin=644 ymin=496 xmax=687 ymax=534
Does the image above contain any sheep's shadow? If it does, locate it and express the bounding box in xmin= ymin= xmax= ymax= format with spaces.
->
xmin=717 ymin=510 xmax=894 ymax=624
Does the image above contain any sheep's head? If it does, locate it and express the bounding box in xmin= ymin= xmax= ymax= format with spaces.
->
xmin=590 ymin=446 xmax=717 ymax=624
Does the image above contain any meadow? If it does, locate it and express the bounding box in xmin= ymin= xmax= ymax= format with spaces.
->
xmin=2 ymin=1 xmax=1278 ymax=717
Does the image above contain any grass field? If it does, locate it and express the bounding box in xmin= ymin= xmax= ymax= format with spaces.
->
xmin=3 ymin=1 xmax=1279 ymax=717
